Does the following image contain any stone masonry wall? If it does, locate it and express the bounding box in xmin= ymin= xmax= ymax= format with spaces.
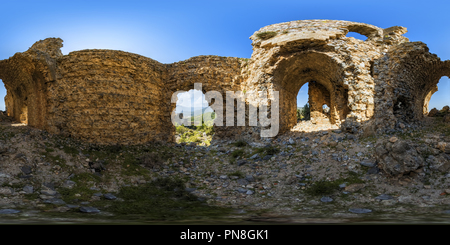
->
xmin=0 ymin=42 xmax=245 ymax=145
xmin=308 ymin=81 xmax=331 ymax=125
xmin=49 ymin=49 xmax=169 ymax=144
xmin=373 ymin=42 xmax=450 ymax=132
xmin=0 ymin=38 xmax=61 ymax=129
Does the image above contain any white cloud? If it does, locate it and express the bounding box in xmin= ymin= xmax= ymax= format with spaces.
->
xmin=175 ymin=89 xmax=210 ymax=113
xmin=177 ymin=89 xmax=208 ymax=108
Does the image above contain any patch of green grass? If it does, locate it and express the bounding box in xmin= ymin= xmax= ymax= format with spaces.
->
xmin=62 ymin=145 xmax=79 ymax=156
xmin=229 ymin=170 xmax=245 ymax=179
xmin=138 ymin=151 xmax=173 ymax=169
xmin=79 ymin=144 xmax=127 ymax=168
xmin=1 ymin=182 xmax=25 ymax=189
xmin=42 ymin=150 xmax=67 ymax=165
xmin=98 ymin=177 xmax=233 ymax=221
xmin=176 ymin=114 xmax=215 ymax=146
xmin=360 ymin=135 xmax=377 ymax=144
xmin=251 ymin=146 xmax=280 ymax=157
xmin=179 ymin=129 xmax=204 ymax=145
xmin=176 ymin=125 xmax=189 ymax=135
xmin=304 ymin=180 xmax=339 ymax=196
xmin=265 ymin=146 xmax=280 ymax=155
xmin=233 ymin=140 xmax=247 ymax=147
xmin=231 ymin=149 xmax=245 ymax=158
xmin=304 ymin=172 xmax=364 ymax=196
xmin=420 ymin=148 xmax=433 ymax=160
xmin=104 ymin=144 xmax=123 ymax=153
xmin=23 ymin=192 xmax=40 ymax=201
xmin=58 ymin=173 xmax=102 ymax=202
xmin=119 ymin=152 xmax=151 ymax=177
xmin=339 ymin=171 xmax=365 ymax=185
xmin=256 ymin=31 xmax=278 ymax=40
xmin=0 ymin=127 xmax=16 ymax=140
xmin=253 ymin=148 xmax=266 ymax=154
xmin=45 ymin=147 xmax=55 ymax=153
xmin=71 ymin=172 xmax=102 ymax=184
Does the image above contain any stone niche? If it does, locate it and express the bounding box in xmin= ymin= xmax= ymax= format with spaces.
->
xmin=0 ymin=20 xmax=449 ymax=145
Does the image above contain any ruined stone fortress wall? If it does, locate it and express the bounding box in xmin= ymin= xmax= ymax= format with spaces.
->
xmin=52 ymin=49 xmax=169 ymax=144
xmin=0 ymin=20 xmax=449 ymax=144
xmin=0 ymin=38 xmax=243 ymax=144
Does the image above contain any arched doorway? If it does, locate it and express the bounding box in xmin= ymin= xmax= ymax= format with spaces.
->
xmin=424 ymin=76 xmax=450 ymax=116
xmin=0 ymin=80 xmax=6 ymax=112
xmin=272 ymin=52 xmax=350 ymax=133
xmin=171 ymin=88 xmax=216 ymax=146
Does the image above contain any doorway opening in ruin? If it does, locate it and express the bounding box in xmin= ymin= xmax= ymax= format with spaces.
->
xmin=0 ymin=79 xmax=26 ymax=127
xmin=424 ymin=76 xmax=450 ymax=117
xmin=20 ymin=101 xmax=28 ymax=124
xmin=0 ymin=80 xmax=5 ymax=112
xmin=172 ymin=89 xmax=215 ymax=146
xmin=273 ymin=52 xmax=349 ymax=133
xmin=11 ymin=85 xmax=29 ymax=126
xmin=296 ymin=83 xmax=310 ymax=122
xmin=308 ymin=81 xmax=332 ymax=125
xmin=292 ymin=81 xmax=334 ymax=131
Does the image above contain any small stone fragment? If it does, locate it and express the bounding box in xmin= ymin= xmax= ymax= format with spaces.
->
xmin=79 ymin=207 xmax=100 ymax=213
xmin=104 ymin=193 xmax=117 ymax=200
xmin=389 ymin=137 xmax=398 ymax=143
xmin=375 ymin=194 xmax=393 ymax=200
xmin=0 ymin=209 xmax=20 ymax=214
xmin=344 ymin=183 xmax=365 ymax=193
xmin=320 ymin=196 xmax=333 ymax=202
xmin=348 ymin=208 xmax=372 ymax=214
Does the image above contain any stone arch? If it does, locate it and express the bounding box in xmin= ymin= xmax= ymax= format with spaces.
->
xmin=422 ymin=75 xmax=450 ymax=116
xmin=165 ymin=56 xmax=243 ymax=141
xmin=374 ymin=43 xmax=450 ymax=127
xmin=423 ymin=85 xmax=438 ymax=115
xmin=271 ymin=52 xmax=349 ymax=133
xmin=346 ymin=24 xmax=381 ymax=39
xmin=402 ymin=61 xmax=450 ymax=122
xmin=346 ymin=24 xmax=381 ymax=41
xmin=0 ymin=55 xmax=49 ymax=128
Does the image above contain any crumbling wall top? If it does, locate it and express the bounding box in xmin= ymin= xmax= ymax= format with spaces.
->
xmin=27 ymin=37 xmax=63 ymax=59
xmin=250 ymin=19 xmax=406 ymax=48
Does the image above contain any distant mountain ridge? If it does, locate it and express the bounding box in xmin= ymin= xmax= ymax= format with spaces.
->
xmin=175 ymin=106 xmax=213 ymax=117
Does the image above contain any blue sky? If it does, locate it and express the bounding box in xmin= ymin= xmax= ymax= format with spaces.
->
xmin=1 ymin=0 xmax=449 ymax=111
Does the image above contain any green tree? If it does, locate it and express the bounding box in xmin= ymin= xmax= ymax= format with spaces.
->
xmin=301 ymin=103 xmax=310 ymax=120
